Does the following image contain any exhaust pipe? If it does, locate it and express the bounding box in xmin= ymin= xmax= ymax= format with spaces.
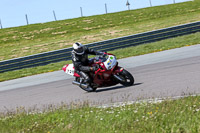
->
xmin=72 ymin=81 xmax=88 ymax=88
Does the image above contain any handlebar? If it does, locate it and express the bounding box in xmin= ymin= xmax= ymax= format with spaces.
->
xmin=91 ymin=53 xmax=115 ymax=64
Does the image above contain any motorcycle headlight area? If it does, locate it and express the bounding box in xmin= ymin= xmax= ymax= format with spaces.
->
xmin=104 ymin=55 xmax=117 ymax=70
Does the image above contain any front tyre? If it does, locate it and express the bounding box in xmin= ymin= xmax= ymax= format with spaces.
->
xmin=118 ymin=69 xmax=134 ymax=86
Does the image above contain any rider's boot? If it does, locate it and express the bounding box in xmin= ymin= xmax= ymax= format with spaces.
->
xmin=80 ymin=71 xmax=93 ymax=92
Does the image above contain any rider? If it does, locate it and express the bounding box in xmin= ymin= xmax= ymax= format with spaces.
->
xmin=72 ymin=42 xmax=105 ymax=85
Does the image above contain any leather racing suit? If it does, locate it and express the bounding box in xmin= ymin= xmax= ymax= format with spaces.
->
xmin=71 ymin=46 xmax=104 ymax=83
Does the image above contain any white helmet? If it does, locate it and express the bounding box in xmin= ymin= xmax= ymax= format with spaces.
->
xmin=73 ymin=42 xmax=85 ymax=55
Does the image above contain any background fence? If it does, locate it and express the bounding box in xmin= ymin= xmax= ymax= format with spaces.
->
xmin=0 ymin=0 xmax=188 ymax=29
xmin=0 ymin=21 xmax=199 ymax=73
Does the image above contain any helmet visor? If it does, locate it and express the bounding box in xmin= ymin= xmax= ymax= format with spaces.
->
xmin=75 ymin=46 xmax=84 ymax=55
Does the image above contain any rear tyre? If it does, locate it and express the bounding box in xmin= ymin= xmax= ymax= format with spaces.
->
xmin=118 ymin=69 xmax=134 ymax=86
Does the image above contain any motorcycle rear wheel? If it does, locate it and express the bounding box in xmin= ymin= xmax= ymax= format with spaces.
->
xmin=118 ymin=69 xmax=134 ymax=86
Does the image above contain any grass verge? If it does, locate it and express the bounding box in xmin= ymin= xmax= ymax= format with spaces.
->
xmin=0 ymin=96 xmax=200 ymax=132
xmin=0 ymin=32 xmax=199 ymax=82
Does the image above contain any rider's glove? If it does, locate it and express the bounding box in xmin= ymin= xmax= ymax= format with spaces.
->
xmin=98 ymin=52 xmax=104 ymax=55
xmin=98 ymin=51 xmax=106 ymax=55
xmin=99 ymin=51 xmax=107 ymax=57
xmin=103 ymin=52 xmax=107 ymax=57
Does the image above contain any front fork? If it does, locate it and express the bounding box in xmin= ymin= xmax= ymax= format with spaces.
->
xmin=112 ymin=65 xmax=124 ymax=75
xmin=112 ymin=65 xmax=124 ymax=82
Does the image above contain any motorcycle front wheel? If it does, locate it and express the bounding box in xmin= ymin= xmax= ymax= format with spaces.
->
xmin=118 ymin=69 xmax=134 ymax=86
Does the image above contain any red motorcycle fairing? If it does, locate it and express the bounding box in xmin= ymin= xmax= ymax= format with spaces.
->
xmin=62 ymin=64 xmax=68 ymax=72
xmin=74 ymin=72 xmax=80 ymax=78
xmin=112 ymin=65 xmax=124 ymax=74
xmin=93 ymin=69 xmax=117 ymax=87
xmin=92 ymin=62 xmax=123 ymax=87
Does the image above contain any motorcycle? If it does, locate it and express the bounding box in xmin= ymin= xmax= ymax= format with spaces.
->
xmin=62 ymin=53 xmax=134 ymax=92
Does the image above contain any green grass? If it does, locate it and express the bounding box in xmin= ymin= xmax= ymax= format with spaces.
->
xmin=0 ymin=96 xmax=200 ymax=133
xmin=0 ymin=0 xmax=200 ymax=61
xmin=0 ymin=31 xmax=199 ymax=82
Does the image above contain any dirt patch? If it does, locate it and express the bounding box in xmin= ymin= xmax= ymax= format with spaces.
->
xmin=81 ymin=33 xmax=108 ymax=42
xmin=22 ymin=50 xmax=29 ymax=53
xmin=82 ymin=19 xmax=93 ymax=23
xmin=6 ymin=30 xmax=18 ymax=34
xmin=34 ymin=43 xmax=49 ymax=47
xmin=12 ymin=36 xmax=18 ymax=39
xmin=52 ymin=31 xmax=67 ymax=35
xmin=11 ymin=55 xmax=18 ymax=58
xmin=83 ymin=27 xmax=94 ymax=30
xmin=82 ymin=35 xmax=96 ymax=40
xmin=22 ymin=47 xmax=31 ymax=50
xmin=40 ymin=48 xmax=49 ymax=52
xmin=1 ymin=37 xmax=9 ymax=41
xmin=59 ymin=42 xmax=72 ymax=48
xmin=108 ymin=30 xmax=125 ymax=35
xmin=29 ymin=30 xmax=41 ymax=34
xmin=40 ymin=28 xmax=54 ymax=32
xmin=11 ymin=49 xmax=17 ymax=52
xmin=0 ymin=56 xmax=5 ymax=61
xmin=24 ymin=35 xmax=35 ymax=40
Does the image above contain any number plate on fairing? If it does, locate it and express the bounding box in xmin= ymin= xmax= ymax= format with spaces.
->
xmin=65 ymin=64 xmax=75 ymax=76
